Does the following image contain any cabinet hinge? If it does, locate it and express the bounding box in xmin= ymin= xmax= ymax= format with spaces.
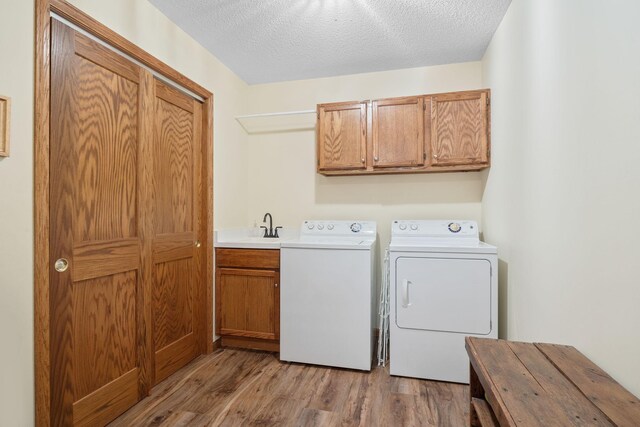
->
xmin=423 ymin=102 xmax=426 ymax=111
xmin=423 ymin=152 xmax=426 ymax=160
xmin=486 ymin=97 xmax=490 ymax=106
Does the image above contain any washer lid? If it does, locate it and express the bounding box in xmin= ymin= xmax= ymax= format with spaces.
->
xmin=281 ymin=236 xmax=375 ymax=250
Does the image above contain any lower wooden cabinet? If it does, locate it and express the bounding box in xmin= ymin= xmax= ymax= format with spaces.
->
xmin=215 ymin=248 xmax=280 ymax=352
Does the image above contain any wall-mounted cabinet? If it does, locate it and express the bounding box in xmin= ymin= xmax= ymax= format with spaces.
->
xmin=430 ymin=91 xmax=489 ymax=167
xmin=372 ymin=96 xmax=425 ymax=169
xmin=317 ymin=89 xmax=490 ymax=175
xmin=317 ymin=101 xmax=367 ymax=172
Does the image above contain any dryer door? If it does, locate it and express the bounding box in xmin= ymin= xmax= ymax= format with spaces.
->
xmin=395 ymin=257 xmax=492 ymax=335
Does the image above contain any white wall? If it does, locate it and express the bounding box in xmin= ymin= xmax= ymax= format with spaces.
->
xmin=245 ymin=63 xmax=486 ymax=270
xmin=0 ymin=0 xmax=35 ymax=425
xmin=482 ymin=0 xmax=640 ymax=396
xmin=0 ymin=1 xmax=248 ymax=425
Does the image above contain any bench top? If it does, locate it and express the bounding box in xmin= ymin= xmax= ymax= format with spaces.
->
xmin=465 ymin=337 xmax=640 ymax=426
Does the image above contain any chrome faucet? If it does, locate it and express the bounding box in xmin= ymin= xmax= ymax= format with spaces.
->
xmin=261 ymin=212 xmax=282 ymax=238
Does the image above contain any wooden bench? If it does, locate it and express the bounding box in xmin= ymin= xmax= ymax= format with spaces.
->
xmin=465 ymin=337 xmax=640 ymax=426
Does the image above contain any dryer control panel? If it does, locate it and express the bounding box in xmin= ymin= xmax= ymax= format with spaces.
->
xmin=392 ymin=220 xmax=478 ymax=239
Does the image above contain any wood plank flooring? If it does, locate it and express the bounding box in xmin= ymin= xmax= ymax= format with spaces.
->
xmin=110 ymin=348 xmax=469 ymax=426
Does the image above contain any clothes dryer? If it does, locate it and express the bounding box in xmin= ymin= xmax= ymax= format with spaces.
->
xmin=389 ymin=220 xmax=497 ymax=383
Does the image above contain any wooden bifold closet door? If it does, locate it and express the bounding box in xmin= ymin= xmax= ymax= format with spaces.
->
xmin=49 ymin=19 xmax=205 ymax=426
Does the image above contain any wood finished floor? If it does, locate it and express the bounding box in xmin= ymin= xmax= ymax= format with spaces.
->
xmin=110 ymin=348 xmax=469 ymax=427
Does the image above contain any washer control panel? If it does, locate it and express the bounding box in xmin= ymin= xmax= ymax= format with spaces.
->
xmin=301 ymin=220 xmax=376 ymax=237
xmin=392 ymin=220 xmax=478 ymax=238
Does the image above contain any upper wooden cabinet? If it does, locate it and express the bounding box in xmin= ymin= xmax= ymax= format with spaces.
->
xmin=317 ymin=89 xmax=490 ymax=175
xmin=372 ymin=96 xmax=425 ymax=168
xmin=430 ymin=90 xmax=489 ymax=167
xmin=316 ymin=101 xmax=367 ymax=171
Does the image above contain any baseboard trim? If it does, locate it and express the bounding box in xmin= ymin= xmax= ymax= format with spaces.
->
xmin=221 ymin=336 xmax=279 ymax=352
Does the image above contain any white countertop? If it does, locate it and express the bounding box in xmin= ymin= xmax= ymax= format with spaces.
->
xmin=214 ymin=227 xmax=299 ymax=249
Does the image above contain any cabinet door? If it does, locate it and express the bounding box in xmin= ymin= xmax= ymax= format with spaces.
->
xmin=216 ymin=268 xmax=279 ymax=340
xmin=317 ymin=101 xmax=367 ymax=171
xmin=372 ymin=96 xmax=425 ymax=168
xmin=430 ymin=90 xmax=489 ymax=166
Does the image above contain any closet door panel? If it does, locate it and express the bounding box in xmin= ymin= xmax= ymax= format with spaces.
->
xmin=151 ymin=80 xmax=202 ymax=384
xmin=50 ymin=20 xmax=147 ymax=426
xmin=153 ymin=94 xmax=194 ymax=235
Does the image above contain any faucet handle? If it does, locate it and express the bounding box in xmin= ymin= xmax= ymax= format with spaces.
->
xmin=274 ymin=226 xmax=283 ymax=238
xmin=260 ymin=226 xmax=269 ymax=238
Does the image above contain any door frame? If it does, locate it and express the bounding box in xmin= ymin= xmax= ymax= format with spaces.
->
xmin=34 ymin=1 xmax=214 ymax=425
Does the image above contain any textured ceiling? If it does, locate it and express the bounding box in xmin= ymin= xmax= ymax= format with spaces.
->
xmin=149 ymin=0 xmax=511 ymax=84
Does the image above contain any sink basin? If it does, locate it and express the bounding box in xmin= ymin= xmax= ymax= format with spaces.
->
xmin=214 ymin=229 xmax=296 ymax=249
xmin=237 ymin=236 xmax=283 ymax=245
xmin=240 ymin=236 xmax=281 ymax=242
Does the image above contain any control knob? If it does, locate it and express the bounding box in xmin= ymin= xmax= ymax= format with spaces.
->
xmin=410 ymin=224 xmax=418 ymax=231
xmin=399 ymin=223 xmax=407 ymax=230
xmin=327 ymin=224 xmax=334 ymax=230
xmin=350 ymin=223 xmax=362 ymax=233
xmin=307 ymin=223 xmax=315 ymax=230
xmin=317 ymin=224 xmax=324 ymax=230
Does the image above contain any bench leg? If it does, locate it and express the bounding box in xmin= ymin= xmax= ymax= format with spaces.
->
xmin=469 ymin=362 xmax=484 ymax=427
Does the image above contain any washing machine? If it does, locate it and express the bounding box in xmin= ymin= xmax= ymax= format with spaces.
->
xmin=280 ymin=220 xmax=377 ymax=371
xmin=389 ymin=220 xmax=497 ymax=383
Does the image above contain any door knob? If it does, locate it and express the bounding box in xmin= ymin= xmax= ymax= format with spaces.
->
xmin=195 ymin=240 xmax=202 ymax=248
xmin=54 ymin=258 xmax=69 ymax=272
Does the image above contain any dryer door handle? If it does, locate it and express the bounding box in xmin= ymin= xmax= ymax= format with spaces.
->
xmin=402 ymin=279 xmax=412 ymax=308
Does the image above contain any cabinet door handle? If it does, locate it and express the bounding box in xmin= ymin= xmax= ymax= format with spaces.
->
xmin=374 ymin=156 xmax=379 ymax=162
xmin=275 ymin=283 xmax=278 ymax=288
xmin=361 ymin=158 xmax=365 ymax=163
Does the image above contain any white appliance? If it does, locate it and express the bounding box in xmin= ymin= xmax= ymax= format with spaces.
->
xmin=280 ymin=220 xmax=377 ymax=371
xmin=389 ymin=220 xmax=497 ymax=383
